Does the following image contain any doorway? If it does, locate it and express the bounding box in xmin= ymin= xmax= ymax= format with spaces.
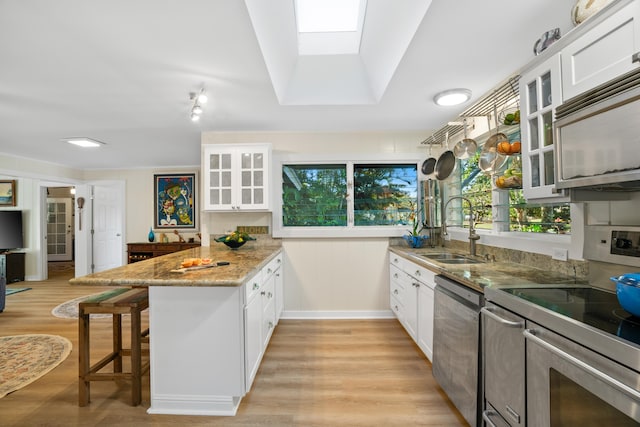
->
xmin=46 ymin=196 xmax=73 ymax=262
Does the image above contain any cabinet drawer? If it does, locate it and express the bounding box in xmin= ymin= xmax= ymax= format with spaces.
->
xmin=245 ymin=270 xmax=263 ymax=302
xmin=263 ymin=253 xmax=283 ymax=280
xmin=390 ymin=294 xmax=404 ymax=320
xmin=389 ymin=253 xmax=406 ymax=270
xmin=405 ymin=262 xmax=436 ymax=288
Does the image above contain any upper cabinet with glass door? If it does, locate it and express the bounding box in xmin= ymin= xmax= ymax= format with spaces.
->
xmin=202 ymin=144 xmax=271 ymax=211
xmin=519 ymin=53 xmax=568 ymax=202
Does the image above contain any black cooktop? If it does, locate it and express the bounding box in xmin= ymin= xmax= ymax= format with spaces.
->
xmin=503 ymin=287 xmax=640 ymax=347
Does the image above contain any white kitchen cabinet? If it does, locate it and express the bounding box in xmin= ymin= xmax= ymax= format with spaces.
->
xmin=148 ymin=250 xmax=283 ymax=416
xmin=561 ymin=0 xmax=640 ymax=101
xmin=519 ymin=53 xmax=568 ymax=202
xmin=267 ymin=254 xmax=284 ymax=322
xmin=244 ymin=284 xmax=263 ymax=391
xmin=244 ymin=253 xmax=282 ymax=391
xmin=389 ymin=254 xmax=436 ymax=361
xmin=389 ymin=263 xmax=408 ymax=328
xmin=202 ymin=143 xmax=271 ymax=211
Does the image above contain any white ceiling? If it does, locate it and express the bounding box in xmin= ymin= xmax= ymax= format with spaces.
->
xmin=0 ymin=0 xmax=576 ymax=171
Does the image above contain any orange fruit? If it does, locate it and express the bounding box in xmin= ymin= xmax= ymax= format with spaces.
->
xmin=495 ymin=176 xmax=506 ymax=188
xmin=181 ymin=259 xmax=193 ymax=268
xmin=191 ymin=258 xmax=202 ymax=266
xmin=511 ymin=141 xmax=521 ymax=153
xmin=497 ymin=141 xmax=512 ymax=154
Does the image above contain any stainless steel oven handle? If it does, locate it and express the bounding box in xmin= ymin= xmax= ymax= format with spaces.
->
xmin=481 ymin=307 xmax=524 ymax=327
xmin=481 ymin=410 xmax=499 ymax=427
xmin=523 ymin=329 xmax=640 ymax=401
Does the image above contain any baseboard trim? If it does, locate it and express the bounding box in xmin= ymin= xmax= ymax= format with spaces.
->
xmin=281 ymin=310 xmax=395 ymax=320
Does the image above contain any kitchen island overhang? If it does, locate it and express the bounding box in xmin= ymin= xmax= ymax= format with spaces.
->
xmin=70 ymin=244 xmax=283 ymax=416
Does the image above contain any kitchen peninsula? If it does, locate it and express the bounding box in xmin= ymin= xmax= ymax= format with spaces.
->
xmin=70 ymin=244 xmax=283 ymax=416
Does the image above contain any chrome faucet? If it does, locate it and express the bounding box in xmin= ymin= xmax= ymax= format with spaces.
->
xmin=442 ymin=196 xmax=480 ymax=256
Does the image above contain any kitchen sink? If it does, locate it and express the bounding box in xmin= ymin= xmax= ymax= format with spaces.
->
xmin=415 ymin=253 xmax=485 ymax=264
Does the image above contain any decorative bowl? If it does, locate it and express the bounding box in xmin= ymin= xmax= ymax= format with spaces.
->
xmin=403 ymin=235 xmax=429 ymax=249
xmin=215 ymin=232 xmax=256 ymax=249
xmin=610 ymin=273 xmax=640 ymax=317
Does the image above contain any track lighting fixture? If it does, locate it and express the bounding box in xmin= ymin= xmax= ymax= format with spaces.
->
xmin=189 ymin=88 xmax=207 ymax=122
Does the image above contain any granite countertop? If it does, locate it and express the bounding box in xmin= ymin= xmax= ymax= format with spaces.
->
xmin=389 ymin=246 xmax=587 ymax=293
xmin=70 ymin=245 xmax=282 ymax=287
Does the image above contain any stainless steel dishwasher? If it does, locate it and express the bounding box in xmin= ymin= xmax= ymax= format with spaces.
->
xmin=432 ymin=275 xmax=483 ymax=427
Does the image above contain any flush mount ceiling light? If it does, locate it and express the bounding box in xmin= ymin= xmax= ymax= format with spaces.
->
xmin=63 ymin=137 xmax=105 ymax=148
xmin=433 ymin=89 xmax=472 ymax=106
xmin=190 ymin=88 xmax=208 ymax=122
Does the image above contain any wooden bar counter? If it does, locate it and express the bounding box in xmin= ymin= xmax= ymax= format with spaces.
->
xmin=70 ymin=244 xmax=284 ymax=416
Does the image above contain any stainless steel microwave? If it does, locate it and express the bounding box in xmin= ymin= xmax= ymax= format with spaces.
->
xmin=554 ymin=67 xmax=640 ymax=190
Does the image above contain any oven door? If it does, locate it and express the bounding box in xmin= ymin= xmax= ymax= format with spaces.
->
xmin=525 ymin=321 xmax=640 ymax=426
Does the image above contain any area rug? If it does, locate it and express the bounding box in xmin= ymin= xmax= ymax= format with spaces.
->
xmin=51 ymin=293 xmax=113 ymax=319
xmin=5 ymin=287 xmax=31 ymax=296
xmin=0 ymin=334 xmax=72 ymax=398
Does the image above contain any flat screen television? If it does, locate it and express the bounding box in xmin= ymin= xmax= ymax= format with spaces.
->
xmin=0 ymin=210 xmax=24 ymax=252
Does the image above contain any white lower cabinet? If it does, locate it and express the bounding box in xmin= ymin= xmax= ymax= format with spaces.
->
xmin=148 ymin=251 xmax=283 ymax=417
xmin=389 ymin=254 xmax=436 ymax=361
xmin=244 ymin=252 xmax=282 ymax=391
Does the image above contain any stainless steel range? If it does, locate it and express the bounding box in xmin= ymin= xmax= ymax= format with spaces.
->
xmin=483 ymin=227 xmax=640 ymax=426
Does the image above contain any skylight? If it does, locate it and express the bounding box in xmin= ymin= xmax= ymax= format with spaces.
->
xmin=295 ymin=0 xmax=361 ymax=33
xmin=294 ymin=0 xmax=367 ymax=55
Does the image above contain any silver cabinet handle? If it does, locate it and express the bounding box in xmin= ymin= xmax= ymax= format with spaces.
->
xmin=481 ymin=410 xmax=499 ymax=427
xmin=261 ymin=291 xmax=266 ymax=296
xmin=633 ymin=52 xmax=640 ymax=63
xmin=253 ymin=283 xmax=260 ymax=290
xmin=481 ymin=307 xmax=524 ymax=328
xmin=415 ymin=270 xmax=421 ymax=277
xmin=524 ymin=329 xmax=640 ymax=401
xmin=393 ymin=289 xmax=399 ymax=295
xmin=412 ymin=282 xmax=420 ymax=288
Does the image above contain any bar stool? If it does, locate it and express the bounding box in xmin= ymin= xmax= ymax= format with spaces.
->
xmin=78 ymin=287 xmax=150 ymax=406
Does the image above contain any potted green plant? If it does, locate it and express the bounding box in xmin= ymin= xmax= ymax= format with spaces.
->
xmin=403 ymin=203 xmax=428 ymax=248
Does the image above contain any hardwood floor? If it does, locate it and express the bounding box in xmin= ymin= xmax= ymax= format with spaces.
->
xmin=0 ymin=265 xmax=467 ymax=426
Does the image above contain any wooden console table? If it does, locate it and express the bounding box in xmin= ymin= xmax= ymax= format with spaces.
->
xmin=127 ymin=242 xmax=200 ymax=264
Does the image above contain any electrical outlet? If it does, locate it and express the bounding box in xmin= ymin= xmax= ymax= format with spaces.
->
xmin=552 ymin=247 xmax=568 ymax=261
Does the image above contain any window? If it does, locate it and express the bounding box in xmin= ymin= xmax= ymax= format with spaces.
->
xmin=282 ymin=164 xmax=347 ymax=227
xmin=458 ymin=152 xmax=571 ymax=234
xmin=353 ymin=164 xmax=417 ymax=226
xmin=276 ymin=158 xmax=418 ymax=237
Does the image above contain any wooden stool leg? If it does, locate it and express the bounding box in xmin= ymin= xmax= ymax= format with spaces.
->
xmin=131 ymin=309 xmax=142 ymax=406
xmin=78 ymin=309 xmax=90 ymax=406
xmin=113 ymin=313 xmax=123 ymax=373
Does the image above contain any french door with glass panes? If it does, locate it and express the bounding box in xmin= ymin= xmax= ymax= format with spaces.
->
xmin=47 ymin=198 xmax=72 ymax=261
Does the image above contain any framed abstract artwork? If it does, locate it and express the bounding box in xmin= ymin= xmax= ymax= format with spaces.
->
xmin=154 ymin=174 xmax=196 ymax=229
xmin=0 ymin=180 xmax=16 ymax=206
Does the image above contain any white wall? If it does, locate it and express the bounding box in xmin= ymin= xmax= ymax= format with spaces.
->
xmin=83 ymin=167 xmax=200 ymax=244
xmin=201 ymin=130 xmax=430 ymax=317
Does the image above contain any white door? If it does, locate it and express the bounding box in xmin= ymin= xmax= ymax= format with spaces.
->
xmin=46 ymin=198 xmax=72 ymax=261
xmin=92 ymin=182 xmax=125 ymax=273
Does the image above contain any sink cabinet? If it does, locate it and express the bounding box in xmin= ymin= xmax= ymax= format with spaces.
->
xmin=389 ymin=253 xmax=435 ymax=361
xmin=202 ymin=143 xmax=271 ymax=211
